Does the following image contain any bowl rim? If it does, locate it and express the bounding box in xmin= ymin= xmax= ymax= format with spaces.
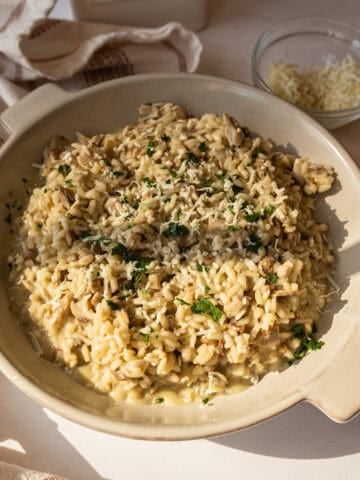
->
xmin=0 ymin=72 xmax=360 ymax=440
xmin=252 ymin=15 xmax=360 ymax=117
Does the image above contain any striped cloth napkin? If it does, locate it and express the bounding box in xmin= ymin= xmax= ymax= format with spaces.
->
xmin=0 ymin=0 xmax=202 ymax=114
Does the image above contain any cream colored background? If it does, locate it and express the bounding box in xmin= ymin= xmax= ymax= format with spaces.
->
xmin=0 ymin=1 xmax=359 ymax=479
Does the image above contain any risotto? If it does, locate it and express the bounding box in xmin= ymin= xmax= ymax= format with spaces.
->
xmin=7 ymin=103 xmax=335 ymax=405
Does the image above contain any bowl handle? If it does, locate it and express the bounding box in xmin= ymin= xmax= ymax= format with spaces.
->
xmin=0 ymin=83 xmax=70 ymax=141
xmin=305 ymin=325 xmax=360 ymax=422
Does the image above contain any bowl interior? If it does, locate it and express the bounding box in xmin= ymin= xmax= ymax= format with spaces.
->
xmin=0 ymin=75 xmax=359 ymax=439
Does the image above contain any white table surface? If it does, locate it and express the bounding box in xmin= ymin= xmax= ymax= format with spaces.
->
xmin=1 ymin=1 xmax=360 ymax=479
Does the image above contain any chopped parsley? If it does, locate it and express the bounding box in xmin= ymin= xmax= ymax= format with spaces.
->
xmin=186 ymin=151 xmax=199 ymax=164
xmin=191 ymin=297 xmax=222 ymax=322
xmin=162 ymin=222 xmax=190 ymax=238
xmin=103 ymin=157 xmax=111 ymax=167
xmin=245 ymin=234 xmax=263 ymax=253
xmin=111 ymin=171 xmax=125 ymax=178
xmin=64 ymin=179 xmax=75 ymax=187
xmin=244 ymin=211 xmax=262 ymax=223
xmin=37 ymin=222 xmax=43 ymax=229
xmin=111 ymin=242 xmax=152 ymax=267
xmin=244 ymin=204 xmax=275 ymax=222
xmin=204 ymin=286 xmax=211 ymax=294
xmin=262 ymin=203 xmax=275 ymax=218
xmin=266 ymin=272 xmax=278 ymax=284
xmin=142 ymin=176 xmax=157 ymax=188
xmin=292 ymin=323 xmax=306 ymax=338
xmin=202 ymin=397 xmax=210 ymax=405
xmin=163 ymin=167 xmax=177 ymax=178
xmin=231 ymin=184 xmax=243 ymax=195
xmin=240 ymin=200 xmax=249 ymax=210
xmin=106 ymin=300 xmax=119 ymax=311
xmin=146 ymin=140 xmax=157 ymax=157
xmin=197 ymin=264 xmax=210 ymax=272
xmin=141 ymin=333 xmax=151 ymax=343
xmin=154 ymin=397 xmax=164 ymax=404
xmin=293 ymin=337 xmax=324 ymax=360
xmin=251 ymin=147 xmax=260 ymax=159
xmin=198 ymin=141 xmax=207 ymax=152
xmin=58 ymin=164 xmax=71 ymax=176
xmin=228 ymin=225 xmax=241 ymax=231
xmin=161 ymin=134 xmax=171 ymax=142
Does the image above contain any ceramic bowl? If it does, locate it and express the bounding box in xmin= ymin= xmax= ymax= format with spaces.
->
xmin=0 ymin=74 xmax=359 ymax=440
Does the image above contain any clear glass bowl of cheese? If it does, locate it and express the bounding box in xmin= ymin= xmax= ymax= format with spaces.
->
xmin=252 ymin=17 xmax=360 ymax=129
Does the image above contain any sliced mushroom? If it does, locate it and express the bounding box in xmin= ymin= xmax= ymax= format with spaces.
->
xmin=223 ymin=114 xmax=244 ymax=146
xmin=59 ymin=187 xmax=75 ymax=209
xmin=70 ymin=295 xmax=94 ymax=323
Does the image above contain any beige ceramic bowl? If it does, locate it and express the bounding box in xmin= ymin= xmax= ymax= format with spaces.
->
xmin=0 ymin=74 xmax=359 ymax=440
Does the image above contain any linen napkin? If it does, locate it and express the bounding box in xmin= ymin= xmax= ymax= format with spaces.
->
xmin=0 ymin=0 xmax=202 ymax=115
xmin=0 ymin=460 xmax=67 ymax=480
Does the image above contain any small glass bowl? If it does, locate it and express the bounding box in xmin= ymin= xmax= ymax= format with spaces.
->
xmin=252 ymin=16 xmax=360 ymax=129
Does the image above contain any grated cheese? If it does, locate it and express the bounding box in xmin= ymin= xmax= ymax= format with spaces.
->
xmin=268 ymin=55 xmax=360 ymax=111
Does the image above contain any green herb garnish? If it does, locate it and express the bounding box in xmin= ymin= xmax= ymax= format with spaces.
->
xmin=191 ymin=297 xmax=222 ymax=322
xmin=64 ymin=179 xmax=75 ymax=187
xmin=111 ymin=242 xmax=152 ymax=267
xmin=197 ymin=264 xmax=210 ymax=272
xmin=163 ymin=168 xmax=177 ymax=178
xmin=245 ymin=234 xmax=263 ymax=253
xmin=198 ymin=141 xmax=207 ymax=152
xmin=266 ymin=272 xmax=278 ymax=284
xmin=204 ymin=286 xmax=211 ymax=294
xmin=106 ymin=300 xmax=119 ymax=311
xmin=228 ymin=225 xmax=240 ymax=231
xmin=154 ymin=397 xmax=164 ymax=404
xmin=58 ymin=164 xmax=71 ymax=176
xmin=162 ymin=222 xmax=190 ymax=238
xmin=202 ymin=397 xmax=210 ymax=405
xmin=251 ymin=147 xmax=260 ymax=159
xmin=291 ymin=323 xmax=306 ymax=338
xmin=244 ymin=211 xmax=262 ymax=223
xmin=231 ymin=184 xmax=243 ymax=195
xmin=293 ymin=337 xmax=324 ymax=360
xmin=37 ymin=222 xmax=43 ymax=229
xmin=146 ymin=140 xmax=156 ymax=157
xmin=186 ymin=151 xmax=199 ymax=164
xmin=262 ymin=204 xmax=275 ymax=218
xmin=142 ymin=176 xmax=157 ymax=188
xmin=161 ymin=134 xmax=171 ymax=142
xmin=112 ymin=171 xmax=125 ymax=177
xmin=141 ymin=333 xmax=151 ymax=343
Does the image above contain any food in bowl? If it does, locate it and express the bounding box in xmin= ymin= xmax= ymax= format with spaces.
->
xmin=7 ymin=102 xmax=335 ymax=405
xmin=268 ymin=55 xmax=360 ymax=111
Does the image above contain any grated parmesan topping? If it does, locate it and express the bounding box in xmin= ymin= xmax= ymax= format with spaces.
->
xmin=268 ymin=55 xmax=360 ymax=111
